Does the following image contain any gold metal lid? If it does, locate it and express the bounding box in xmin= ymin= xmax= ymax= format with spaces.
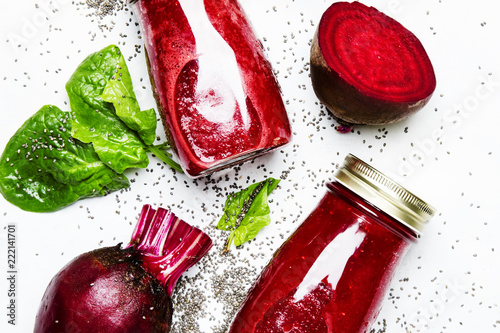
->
xmin=334 ymin=154 xmax=436 ymax=234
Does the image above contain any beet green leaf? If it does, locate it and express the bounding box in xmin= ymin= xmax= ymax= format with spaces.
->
xmin=0 ymin=105 xmax=129 ymax=212
xmin=66 ymin=45 xmax=156 ymax=173
xmin=217 ymin=178 xmax=280 ymax=252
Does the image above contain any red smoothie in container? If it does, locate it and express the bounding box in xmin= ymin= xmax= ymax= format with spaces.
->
xmin=229 ymin=154 xmax=435 ymax=332
xmin=132 ymin=0 xmax=292 ymax=177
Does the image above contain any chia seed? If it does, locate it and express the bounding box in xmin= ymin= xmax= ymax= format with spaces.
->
xmin=86 ymin=0 xmax=125 ymax=18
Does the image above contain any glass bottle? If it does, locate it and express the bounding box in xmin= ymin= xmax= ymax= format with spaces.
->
xmin=132 ymin=0 xmax=292 ymax=178
xmin=229 ymin=154 xmax=435 ymax=332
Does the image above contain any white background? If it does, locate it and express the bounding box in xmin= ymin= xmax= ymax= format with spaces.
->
xmin=0 ymin=0 xmax=499 ymax=332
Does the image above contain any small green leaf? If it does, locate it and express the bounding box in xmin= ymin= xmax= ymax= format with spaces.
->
xmin=217 ymin=178 xmax=280 ymax=252
xmin=0 ymin=105 xmax=129 ymax=212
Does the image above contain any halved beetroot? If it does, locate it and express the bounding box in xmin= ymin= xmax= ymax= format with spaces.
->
xmin=310 ymin=1 xmax=436 ymax=127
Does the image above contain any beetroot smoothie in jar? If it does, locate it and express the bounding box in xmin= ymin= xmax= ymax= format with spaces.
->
xmin=131 ymin=0 xmax=292 ymax=178
xmin=229 ymin=154 xmax=435 ymax=333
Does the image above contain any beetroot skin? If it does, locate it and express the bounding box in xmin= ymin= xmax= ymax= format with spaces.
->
xmin=34 ymin=246 xmax=172 ymax=332
xmin=310 ymin=1 xmax=436 ymax=126
xmin=34 ymin=205 xmax=212 ymax=333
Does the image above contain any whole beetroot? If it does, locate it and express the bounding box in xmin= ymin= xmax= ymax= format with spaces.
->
xmin=34 ymin=205 xmax=212 ymax=332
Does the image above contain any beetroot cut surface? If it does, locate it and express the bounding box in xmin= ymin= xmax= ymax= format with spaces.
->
xmin=310 ymin=1 xmax=436 ymax=126
xmin=34 ymin=205 xmax=212 ymax=333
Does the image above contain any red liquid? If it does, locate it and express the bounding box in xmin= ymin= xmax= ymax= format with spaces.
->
xmin=133 ymin=0 xmax=292 ymax=177
xmin=229 ymin=181 xmax=417 ymax=333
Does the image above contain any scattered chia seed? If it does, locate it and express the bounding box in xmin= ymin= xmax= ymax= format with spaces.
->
xmin=80 ymin=0 xmax=127 ymax=32
xmin=169 ymin=234 xmax=261 ymax=333
xmin=1 ymin=2 xmax=495 ymax=332
xmin=86 ymin=0 xmax=125 ymax=19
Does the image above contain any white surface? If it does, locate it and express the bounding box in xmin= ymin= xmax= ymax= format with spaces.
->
xmin=0 ymin=0 xmax=499 ymax=332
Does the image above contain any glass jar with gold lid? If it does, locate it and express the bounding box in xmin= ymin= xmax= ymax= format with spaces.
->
xmin=229 ymin=153 xmax=435 ymax=333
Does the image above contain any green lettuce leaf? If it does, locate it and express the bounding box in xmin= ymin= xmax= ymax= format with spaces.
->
xmin=65 ymin=44 xmax=154 ymax=173
xmin=100 ymin=53 xmax=157 ymax=146
xmin=0 ymin=105 xmax=129 ymax=212
xmin=217 ymin=178 xmax=280 ymax=252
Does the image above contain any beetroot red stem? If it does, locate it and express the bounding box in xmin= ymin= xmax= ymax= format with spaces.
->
xmin=127 ymin=204 xmax=213 ymax=296
xmin=141 ymin=230 xmax=213 ymax=296
xmin=128 ymin=204 xmax=156 ymax=248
